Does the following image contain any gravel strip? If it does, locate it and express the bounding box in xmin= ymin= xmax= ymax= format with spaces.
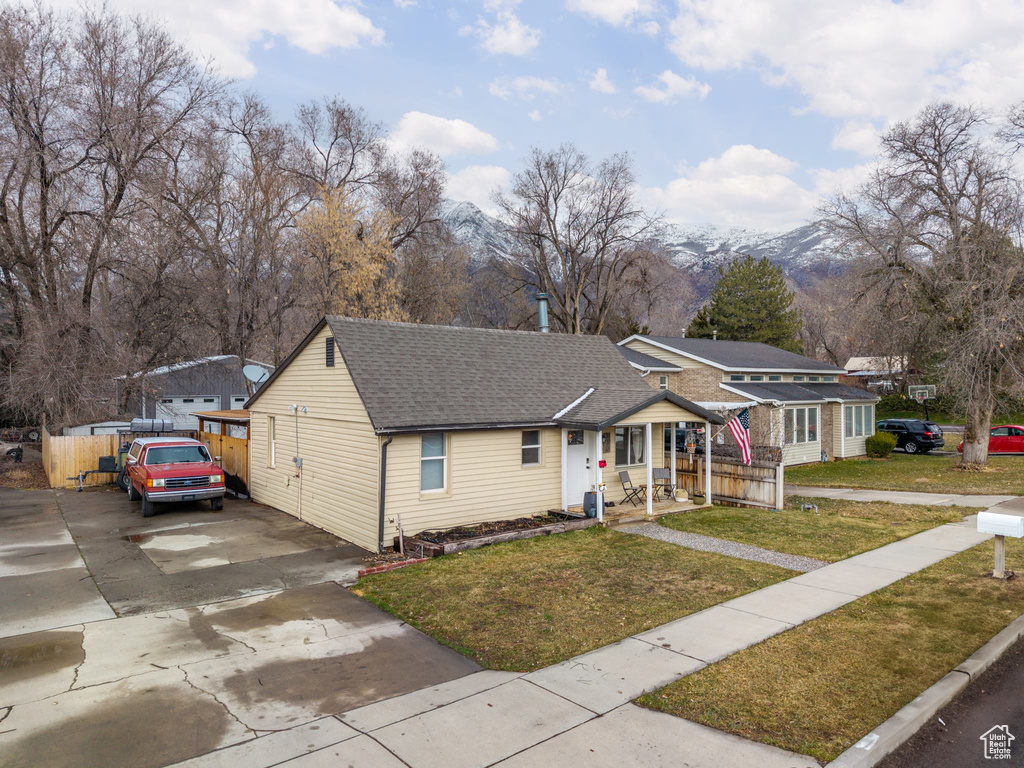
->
xmin=621 ymin=522 xmax=828 ymax=572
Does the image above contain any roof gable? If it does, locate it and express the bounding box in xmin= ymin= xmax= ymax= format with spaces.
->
xmin=620 ymin=335 xmax=844 ymax=373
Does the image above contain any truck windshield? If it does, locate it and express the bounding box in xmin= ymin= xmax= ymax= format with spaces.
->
xmin=145 ymin=445 xmax=210 ymax=465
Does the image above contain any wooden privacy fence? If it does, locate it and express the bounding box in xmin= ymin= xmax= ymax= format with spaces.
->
xmin=675 ymin=454 xmax=784 ymax=509
xmin=42 ymin=427 xmax=120 ymax=489
xmin=197 ymin=427 xmax=249 ymax=495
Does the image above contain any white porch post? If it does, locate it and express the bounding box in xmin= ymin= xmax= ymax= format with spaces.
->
xmin=560 ymin=428 xmax=568 ymax=512
xmin=670 ymin=422 xmax=677 ymax=501
xmin=593 ymin=430 xmax=604 ymax=522
xmin=704 ymin=420 xmax=712 ymax=506
xmin=645 ymin=422 xmax=653 ymax=517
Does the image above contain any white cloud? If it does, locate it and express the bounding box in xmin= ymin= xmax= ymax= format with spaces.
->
xmin=634 ymin=70 xmax=710 ymax=103
xmin=489 ymin=75 xmax=564 ymax=100
xmin=459 ymin=3 xmax=541 ymax=56
xmin=638 ymin=20 xmax=660 ymax=36
xmin=52 ymin=0 xmax=384 ymax=79
xmin=391 ymin=112 xmax=499 ymax=157
xmin=668 ymin=0 xmax=1024 ymax=122
xmin=831 ymin=120 xmax=881 ymax=156
xmin=566 ymin=0 xmax=655 ymax=26
xmin=589 ymin=68 xmax=617 ymax=94
xmin=447 ymin=165 xmax=512 ymax=215
xmin=528 ymin=109 xmax=542 ymax=121
xmin=394 ymin=0 xmax=417 ymax=7
xmin=645 ymin=145 xmax=822 ymax=230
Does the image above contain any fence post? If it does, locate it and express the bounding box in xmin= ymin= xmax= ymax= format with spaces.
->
xmin=775 ymin=462 xmax=784 ymax=510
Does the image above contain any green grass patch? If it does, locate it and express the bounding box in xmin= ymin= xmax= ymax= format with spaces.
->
xmin=787 ymin=453 xmax=1024 ymax=495
xmin=636 ymin=537 xmax=1024 ymax=763
xmin=354 ymin=526 xmax=791 ymax=672
xmin=660 ymin=497 xmax=970 ymax=562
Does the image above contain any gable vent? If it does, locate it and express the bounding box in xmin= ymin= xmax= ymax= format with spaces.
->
xmin=326 ymin=337 xmax=335 ymax=367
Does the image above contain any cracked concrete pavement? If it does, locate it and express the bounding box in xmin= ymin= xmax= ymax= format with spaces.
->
xmin=0 ymin=487 xmax=478 ymax=768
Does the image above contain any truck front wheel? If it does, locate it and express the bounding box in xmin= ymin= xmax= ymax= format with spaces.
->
xmin=141 ymin=496 xmax=156 ymax=518
xmin=210 ymin=497 xmax=224 ymax=511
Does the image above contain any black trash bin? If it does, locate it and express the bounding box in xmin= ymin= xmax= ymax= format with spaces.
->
xmin=583 ymin=491 xmax=598 ymax=518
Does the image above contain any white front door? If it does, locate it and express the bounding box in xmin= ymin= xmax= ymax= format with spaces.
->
xmin=566 ymin=429 xmax=590 ymax=505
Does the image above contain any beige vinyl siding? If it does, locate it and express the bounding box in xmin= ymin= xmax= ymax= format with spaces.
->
xmin=780 ymin=405 xmax=823 ymax=466
xmin=602 ymin=424 xmax=667 ymax=504
xmin=623 ymin=339 xmax=708 ymax=369
xmin=623 ymin=400 xmax=706 ymax=424
xmin=383 ymin=427 xmax=562 ymax=541
xmin=249 ymin=325 xmax=380 ymax=551
xmin=830 ymin=402 xmax=843 ymax=459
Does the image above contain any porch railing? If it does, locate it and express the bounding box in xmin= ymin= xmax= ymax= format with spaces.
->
xmin=674 ymin=454 xmax=784 ymax=510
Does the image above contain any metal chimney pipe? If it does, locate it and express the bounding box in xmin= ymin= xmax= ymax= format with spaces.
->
xmin=712 ymin=330 xmax=718 ymax=341
xmin=537 ymin=292 xmax=550 ymax=333
xmin=681 ymin=328 xmax=686 ymax=338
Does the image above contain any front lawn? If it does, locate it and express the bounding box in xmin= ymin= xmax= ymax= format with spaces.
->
xmin=787 ymin=453 xmax=1024 ymax=495
xmin=660 ymin=497 xmax=971 ymax=562
xmin=354 ymin=526 xmax=791 ymax=672
xmin=636 ymin=537 xmax=1024 ymax=763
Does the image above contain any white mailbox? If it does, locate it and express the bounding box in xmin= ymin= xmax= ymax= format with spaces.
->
xmin=977 ymin=512 xmax=1024 ymax=538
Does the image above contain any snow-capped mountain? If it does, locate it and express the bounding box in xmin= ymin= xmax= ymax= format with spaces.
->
xmin=443 ymin=199 xmax=850 ymax=287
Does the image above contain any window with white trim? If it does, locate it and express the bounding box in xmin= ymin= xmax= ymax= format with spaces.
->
xmin=823 ymin=375 xmax=836 ymax=382
xmin=267 ymin=416 xmax=276 ymax=468
xmin=844 ymin=404 xmax=874 ymax=438
xmin=615 ymin=426 xmax=646 ymax=466
xmin=521 ymin=430 xmax=541 ymax=465
xmin=793 ymin=375 xmax=805 ymax=382
xmin=749 ymin=375 xmax=764 ymax=382
xmin=659 ymin=375 xmax=668 ymax=390
xmin=768 ymin=375 xmax=782 ymax=381
xmin=808 ymin=376 xmax=820 ymax=382
xmin=420 ymin=434 xmax=447 ymax=491
xmin=784 ymin=406 xmax=819 ymax=444
xmin=729 ymin=374 xmax=745 ymax=381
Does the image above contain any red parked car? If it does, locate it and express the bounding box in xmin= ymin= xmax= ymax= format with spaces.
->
xmin=957 ymin=425 xmax=1024 ymax=455
xmin=125 ymin=437 xmax=225 ymax=517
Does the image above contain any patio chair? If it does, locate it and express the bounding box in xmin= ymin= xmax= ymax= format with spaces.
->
xmin=653 ymin=467 xmax=675 ymax=500
xmin=619 ymin=471 xmax=644 ymax=507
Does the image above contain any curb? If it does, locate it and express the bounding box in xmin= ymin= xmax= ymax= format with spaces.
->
xmin=357 ymin=557 xmax=428 ymax=578
xmin=827 ymin=613 xmax=1024 ymax=768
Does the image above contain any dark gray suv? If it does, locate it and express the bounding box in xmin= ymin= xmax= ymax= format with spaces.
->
xmin=876 ymin=419 xmax=945 ymax=454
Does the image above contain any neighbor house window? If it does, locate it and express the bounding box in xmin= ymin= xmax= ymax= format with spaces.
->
xmin=729 ymin=374 xmax=745 ymax=381
xmin=420 ymin=434 xmax=447 ymax=491
xmin=749 ymin=375 xmax=764 ymax=382
xmin=615 ymin=426 xmax=646 ymax=466
xmin=792 ymin=375 xmax=805 ymax=382
xmin=659 ymin=375 xmax=668 ymax=390
xmin=768 ymin=375 xmax=782 ymax=382
xmin=808 ymin=376 xmax=820 ymax=382
xmin=844 ymin=404 xmax=874 ymax=438
xmin=784 ymin=407 xmax=819 ymax=445
xmin=823 ymin=375 xmax=836 ymax=382
xmin=521 ymin=430 xmax=541 ymax=465
xmin=267 ymin=416 xmax=276 ymax=468
xmin=325 ymin=336 xmax=335 ymax=367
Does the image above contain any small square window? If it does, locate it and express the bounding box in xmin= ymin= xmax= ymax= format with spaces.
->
xmin=421 ymin=434 xmax=447 ymax=491
xmin=658 ymin=375 xmax=668 ymax=390
xmin=521 ymin=430 xmax=541 ymax=465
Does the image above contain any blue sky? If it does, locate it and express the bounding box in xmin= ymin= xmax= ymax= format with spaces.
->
xmin=66 ymin=0 xmax=1024 ymax=231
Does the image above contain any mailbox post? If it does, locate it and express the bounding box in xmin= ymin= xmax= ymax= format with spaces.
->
xmin=977 ymin=512 xmax=1024 ymax=579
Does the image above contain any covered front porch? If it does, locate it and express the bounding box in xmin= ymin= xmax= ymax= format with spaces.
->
xmin=554 ymin=391 xmax=723 ymax=525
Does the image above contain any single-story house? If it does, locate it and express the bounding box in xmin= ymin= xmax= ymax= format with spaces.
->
xmin=618 ymin=335 xmax=880 ymax=465
xmin=116 ymin=355 xmax=274 ymax=429
xmin=843 ymin=355 xmax=908 ymax=393
xmin=244 ymin=316 xmax=723 ymax=552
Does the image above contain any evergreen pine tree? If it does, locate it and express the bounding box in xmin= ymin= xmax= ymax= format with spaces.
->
xmin=686 ymin=256 xmax=803 ymax=352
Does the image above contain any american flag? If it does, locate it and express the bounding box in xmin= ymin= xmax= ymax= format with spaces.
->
xmin=727 ymin=408 xmax=752 ymax=465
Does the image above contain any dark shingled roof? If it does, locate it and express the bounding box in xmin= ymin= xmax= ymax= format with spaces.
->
xmin=298 ymin=317 xmax=722 ymax=432
xmin=617 ymin=346 xmax=681 ymax=371
xmin=725 ymin=380 xmax=879 ymax=404
xmin=632 ymin=336 xmax=844 ymax=373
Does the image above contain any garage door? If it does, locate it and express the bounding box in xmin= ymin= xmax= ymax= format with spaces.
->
xmin=155 ymin=396 xmax=220 ymax=429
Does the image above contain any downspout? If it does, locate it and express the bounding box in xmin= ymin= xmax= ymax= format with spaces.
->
xmin=378 ymin=435 xmax=393 ymax=553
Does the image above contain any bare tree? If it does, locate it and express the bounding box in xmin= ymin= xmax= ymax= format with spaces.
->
xmin=823 ymin=103 xmax=1024 ymax=466
xmin=496 ymin=145 xmax=659 ymax=335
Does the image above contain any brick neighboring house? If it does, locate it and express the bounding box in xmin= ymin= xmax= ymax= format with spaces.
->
xmin=618 ymin=336 xmax=880 ymax=466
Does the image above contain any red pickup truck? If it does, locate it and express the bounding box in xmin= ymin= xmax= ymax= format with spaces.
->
xmin=125 ymin=437 xmax=225 ymax=517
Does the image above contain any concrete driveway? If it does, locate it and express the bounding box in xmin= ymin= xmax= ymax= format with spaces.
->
xmin=0 ymin=487 xmax=478 ymax=768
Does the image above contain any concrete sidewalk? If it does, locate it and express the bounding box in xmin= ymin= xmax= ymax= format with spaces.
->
xmin=178 ymin=519 xmax=994 ymax=768
xmin=787 ymin=485 xmax=1018 ymax=511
